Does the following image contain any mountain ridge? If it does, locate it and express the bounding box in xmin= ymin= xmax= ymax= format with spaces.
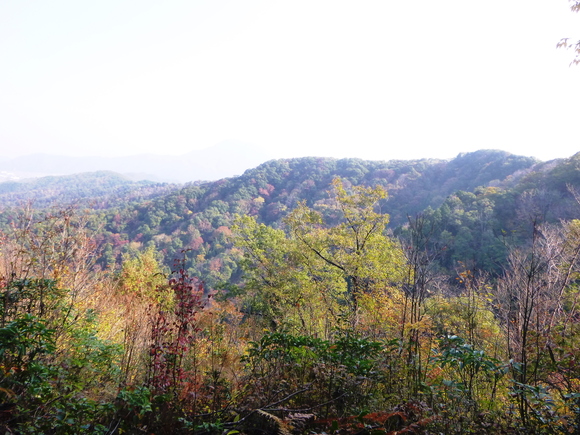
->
xmin=2 ymin=148 xmax=579 ymax=284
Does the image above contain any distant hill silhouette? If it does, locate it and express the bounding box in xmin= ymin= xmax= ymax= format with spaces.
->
xmin=0 ymin=140 xmax=274 ymax=182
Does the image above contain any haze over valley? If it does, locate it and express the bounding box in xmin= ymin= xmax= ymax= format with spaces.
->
xmin=0 ymin=140 xmax=274 ymax=182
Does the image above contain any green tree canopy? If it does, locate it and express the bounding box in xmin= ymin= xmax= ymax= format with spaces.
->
xmin=233 ymin=178 xmax=406 ymax=332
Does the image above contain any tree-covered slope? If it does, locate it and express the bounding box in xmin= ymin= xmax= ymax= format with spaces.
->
xmin=90 ymin=150 xmax=539 ymax=284
xmin=397 ymin=152 xmax=580 ymax=275
xmin=6 ymin=149 xmax=576 ymax=284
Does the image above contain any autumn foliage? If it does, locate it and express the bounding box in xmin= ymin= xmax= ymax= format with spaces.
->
xmin=3 ymin=175 xmax=580 ymax=434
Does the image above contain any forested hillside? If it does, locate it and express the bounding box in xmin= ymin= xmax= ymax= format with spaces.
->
xmin=88 ymin=150 xmax=539 ymax=285
xmin=3 ymin=149 xmax=580 ymax=434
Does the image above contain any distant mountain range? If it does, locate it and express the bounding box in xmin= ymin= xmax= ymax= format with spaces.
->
xmin=0 ymin=141 xmax=274 ymax=183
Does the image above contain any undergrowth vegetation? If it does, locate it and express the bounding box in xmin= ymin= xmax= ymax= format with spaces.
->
xmin=2 ymin=179 xmax=580 ymax=434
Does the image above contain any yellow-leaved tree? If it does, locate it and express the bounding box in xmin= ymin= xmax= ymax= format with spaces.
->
xmin=233 ymin=177 xmax=406 ymax=335
xmin=285 ymin=178 xmax=406 ymax=327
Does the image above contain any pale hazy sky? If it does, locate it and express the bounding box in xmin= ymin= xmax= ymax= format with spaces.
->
xmin=1 ymin=1 xmax=579 ymax=162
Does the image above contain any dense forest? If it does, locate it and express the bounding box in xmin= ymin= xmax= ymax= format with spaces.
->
xmin=2 ymin=149 xmax=580 ymax=434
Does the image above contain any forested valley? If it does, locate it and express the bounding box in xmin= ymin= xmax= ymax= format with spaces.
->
xmin=2 ymin=149 xmax=580 ymax=434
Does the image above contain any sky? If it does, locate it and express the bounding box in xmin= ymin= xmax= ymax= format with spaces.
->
xmin=1 ymin=0 xmax=579 ymax=163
